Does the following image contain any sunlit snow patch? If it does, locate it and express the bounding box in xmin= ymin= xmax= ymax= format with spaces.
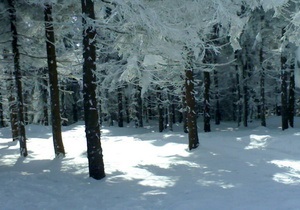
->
xmin=269 ymin=160 xmax=300 ymax=185
xmin=245 ymin=135 xmax=271 ymax=150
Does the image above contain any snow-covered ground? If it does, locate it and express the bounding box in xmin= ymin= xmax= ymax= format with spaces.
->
xmin=1 ymin=117 xmax=300 ymax=210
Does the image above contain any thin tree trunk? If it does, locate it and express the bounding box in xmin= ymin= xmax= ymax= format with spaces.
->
xmin=157 ymin=88 xmax=164 ymax=132
xmin=124 ymin=95 xmax=130 ymax=124
xmin=44 ymin=3 xmax=65 ymax=156
xmin=242 ymin=53 xmax=248 ymax=127
xmin=8 ymin=0 xmax=27 ymax=156
xmin=281 ymin=55 xmax=288 ymax=130
xmin=0 ymin=92 xmax=4 ymax=127
xmin=135 ymin=85 xmax=143 ymax=128
xmin=235 ymin=51 xmax=242 ymax=127
xmin=259 ymin=11 xmax=266 ymax=127
xmin=182 ymin=89 xmax=188 ymax=133
xmin=81 ymin=0 xmax=105 ymax=180
xmin=214 ymin=70 xmax=221 ymax=125
xmin=168 ymin=93 xmax=173 ymax=131
xmin=289 ymin=63 xmax=295 ymax=128
xmin=281 ymin=28 xmax=288 ymax=131
xmin=203 ymin=71 xmax=211 ymax=132
xmin=117 ymin=86 xmax=123 ymax=127
xmin=185 ymin=49 xmax=199 ymax=150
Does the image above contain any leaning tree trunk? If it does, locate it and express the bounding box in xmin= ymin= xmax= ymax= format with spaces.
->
xmin=185 ymin=49 xmax=199 ymax=150
xmin=44 ymin=3 xmax=65 ymax=156
xmin=8 ymin=0 xmax=27 ymax=156
xmin=203 ymin=71 xmax=211 ymax=132
xmin=81 ymin=0 xmax=105 ymax=180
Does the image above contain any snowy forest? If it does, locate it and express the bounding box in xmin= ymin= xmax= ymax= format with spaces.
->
xmin=1 ymin=0 xmax=300 ymax=209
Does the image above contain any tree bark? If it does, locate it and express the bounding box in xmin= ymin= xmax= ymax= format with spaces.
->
xmin=44 ymin=3 xmax=65 ymax=156
xmin=0 ymin=92 xmax=4 ymax=128
xmin=203 ymin=71 xmax=211 ymax=132
xmin=259 ymin=11 xmax=266 ymax=127
xmin=185 ymin=49 xmax=199 ymax=150
xmin=242 ymin=50 xmax=248 ymax=127
xmin=82 ymin=0 xmax=105 ymax=180
xmin=214 ymin=70 xmax=221 ymax=125
xmin=281 ymin=55 xmax=288 ymax=130
xmin=8 ymin=0 xmax=27 ymax=156
xmin=135 ymin=85 xmax=143 ymax=128
xmin=117 ymin=86 xmax=124 ymax=127
xmin=157 ymin=88 xmax=164 ymax=132
xmin=235 ymin=51 xmax=242 ymax=127
xmin=288 ymin=63 xmax=295 ymax=128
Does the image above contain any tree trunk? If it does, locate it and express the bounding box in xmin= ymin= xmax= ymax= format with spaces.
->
xmin=242 ymin=52 xmax=248 ymax=127
xmin=203 ymin=71 xmax=211 ymax=132
xmin=281 ymin=55 xmax=288 ymax=130
xmin=124 ymin=95 xmax=130 ymax=124
xmin=117 ymin=86 xmax=124 ymax=127
xmin=289 ymin=63 xmax=295 ymax=128
xmin=44 ymin=3 xmax=65 ymax=156
xmin=41 ymin=68 xmax=49 ymax=126
xmin=259 ymin=11 xmax=266 ymax=127
xmin=235 ymin=51 xmax=242 ymax=127
xmin=168 ymin=93 xmax=173 ymax=131
xmin=8 ymin=0 xmax=27 ymax=156
xmin=81 ymin=0 xmax=105 ymax=180
xmin=214 ymin=70 xmax=221 ymax=125
xmin=157 ymin=88 xmax=164 ymax=132
xmin=185 ymin=49 xmax=199 ymax=150
xmin=0 ymin=92 xmax=4 ymax=128
xmin=135 ymin=85 xmax=143 ymax=128
xmin=182 ymin=89 xmax=188 ymax=133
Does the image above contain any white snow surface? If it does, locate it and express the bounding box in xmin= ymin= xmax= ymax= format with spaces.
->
xmin=1 ymin=117 xmax=300 ymax=210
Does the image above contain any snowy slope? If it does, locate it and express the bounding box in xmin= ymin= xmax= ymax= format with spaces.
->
xmin=0 ymin=117 xmax=300 ymax=210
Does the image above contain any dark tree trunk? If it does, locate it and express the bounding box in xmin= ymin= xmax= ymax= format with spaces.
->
xmin=235 ymin=51 xmax=242 ymax=127
xmin=260 ymin=64 xmax=266 ymax=127
xmin=185 ymin=49 xmax=199 ymax=150
xmin=124 ymin=95 xmax=130 ymax=124
xmin=8 ymin=0 xmax=27 ymax=156
xmin=289 ymin=63 xmax=295 ymax=128
xmin=168 ymin=93 xmax=173 ymax=131
xmin=281 ymin=55 xmax=288 ymax=130
xmin=81 ymin=0 xmax=105 ymax=180
xmin=157 ymin=88 xmax=164 ymax=132
xmin=44 ymin=4 xmax=65 ymax=156
xmin=203 ymin=71 xmax=211 ymax=132
xmin=135 ymin=85 xmax=143 ymax=128
xmin=0 ymin=92 xmax=4 ymax=127
xmin=182 ymin=89 xmax=188 ymax=133
xmin=281 ymin=28 xmax=288 ymax=131
xmin=60 ymin=82 xmax=68 ymax=126
xmin=259 ymin=11 xmax=266 ymax=127
xmin=214 ymin=70 xmax=221 ymax=125
xmin=242 ymin=54 xmax=248 ymax=127
xmin=117 ymin=86 xmax=124 ymax=127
